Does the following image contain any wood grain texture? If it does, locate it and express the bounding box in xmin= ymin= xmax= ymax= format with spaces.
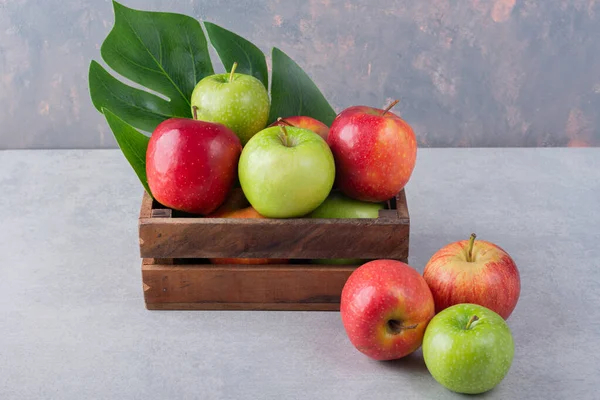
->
xmin=139 ymin=192 xmax=153 ymax=219
xmin=139 ymin=190 xmax=409 ymax=310
xmin=138 ymin=191 xmax=409 ymax=260
xmin=142 ymin=259 xmax=362 ymax=310
xmin=145 ymin=302 xmax=343 ymax=311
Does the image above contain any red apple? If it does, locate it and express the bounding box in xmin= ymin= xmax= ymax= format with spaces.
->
xmin=340 ymin=259 xmax=435 ymax=361
xmin=423 ymin=234 xmax=521 ymax=319
xmin=269 ymin=116 xmax=329 ymax=140
xmin=327 ymin=100 xmax=417 ymax=202
xmin=146 ymin=117 xmax=242 ymax=215
xmin=207 ymin=206 xmax=289 ymax=265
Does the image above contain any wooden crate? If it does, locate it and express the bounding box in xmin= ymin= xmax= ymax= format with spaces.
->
xmin=139 ymin=190 xmax=410 ymax=311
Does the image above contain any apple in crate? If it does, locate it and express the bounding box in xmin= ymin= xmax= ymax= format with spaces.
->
xmin=340 ymin=260 xmax=435 ymax=360
xmin=269 ymin=116 xmax=329 ymax=140
xmin=190 ymin=62 xmax=269 ymax=144
xmin=308 ymin=190 xmax=384 ymax=265
xmin=207 ymin=206 xmax=288 ymax=265
xmin=146 ymin=118 xmax=242 ymax=215
xmin=423 ymin=234 xmax=520 ymax=319
xmin=422 ymin=303 xmax=515 ymax=394
xmin=238 ymin=126 xmax=335 ymax=218
xmin=327 ymin=100 xmax=417 ymax=202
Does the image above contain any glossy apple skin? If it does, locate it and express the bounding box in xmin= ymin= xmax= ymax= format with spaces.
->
xmin=327 ymin=106 xmax=417 ymax=202
xmin=422 ymin=303 xmax=514 ymax=394
xmin=238 ymin=126 xmax=335 ymax=218
xmin=340 ymin=260 xmax=435 ymax=361
xmin=207 ymin=206 xmax=289 ymax=265
xmin=423 ymin=239 xmax=520 ymax=319
xmin=190 ymin=72 xmax=269 ymax=144
xmin=269 ymin=116 xmax=330 ymax=140
xmin=146 ymin=118 xmax=242 ymax=215
xmin=309 ymin=190 xmax=384 ymax=265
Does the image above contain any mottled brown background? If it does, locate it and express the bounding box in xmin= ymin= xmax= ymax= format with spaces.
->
xmin=1 ymin=0 xmax=599 ymax=149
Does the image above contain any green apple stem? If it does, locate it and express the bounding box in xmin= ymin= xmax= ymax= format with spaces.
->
xmin=229 ymin=62 xmax=238 ymax=83
xmin=276 ymin=117 xmax=294 ymax=127
xmin=279 ymin=125 xmax=290 ymax=147
xmin=192 ymin=106 xmax=199 ymax=120
xmin=465 ymin=315 xmax=479 ymax=330
xmin=466 ymin=233 xmax=477 ymax=262
xmin=381 ymin=99 xmax=400 ymax=116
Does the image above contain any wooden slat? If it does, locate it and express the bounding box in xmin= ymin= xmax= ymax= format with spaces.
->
xmin=142 ymin=260 xmax=358 ymax=306
xmin=139 ymin=218 xmax=409 ymax=259
xmin=139 ymin=192 xmax=153 ymax=219
xmin=378 ymin=209 xmax=398 ymax=219
xmin=396 ymin=189 xmax=410 ymax=222
xmin=151 ymin=208 xmax=172 ymax=218
xmin=139 ymin=189 xmax=409 ymax=260
xmin=145 ymin=302 xmax=342 ymax=311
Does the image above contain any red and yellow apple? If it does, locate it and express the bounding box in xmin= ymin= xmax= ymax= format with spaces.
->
xmin=423 ymin=234 xmax=521 ymax=319
xmin=340 ymin=259 xmax=435 ymax=361
xmin=208 ymin=206 xmax=289 ymax=265
xmin=269 ymin=116 xmax=329 ymax=140
xmin=327 ymin=100 xmax=417 ymax=202
xmin=146 ymin=118 xmax=242 ymax=215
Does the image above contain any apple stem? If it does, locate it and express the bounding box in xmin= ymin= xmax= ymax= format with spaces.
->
xmin=466 ymin=233 xmax=477 ymax=262
xmin=279 ymin=125 xmax=290 ymax=147
xmin=276 ymin=117 xmax=294 ymax=127
xmin=381 ymin=99 xmax=400 ymax=116
xmin=387 ymin=319 xmax=417 ymax=335
xmin=465 ymin=315 xmax=479 ymax=330
xmin=229 ymin=62 xmax=238 ymax=83
xmin=192 ymin=106 xmax=199 ymax=120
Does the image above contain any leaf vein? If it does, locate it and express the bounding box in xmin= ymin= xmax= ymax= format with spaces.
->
xmin=185 ymin=28 xmax=198 ymax=84
xmin=94 ymin=69 xmax=172 ymax=119
xmin=113 ymin=48 xmax=163 ymax=74
xmin=122 ymin=13 xmax=191 ymax=107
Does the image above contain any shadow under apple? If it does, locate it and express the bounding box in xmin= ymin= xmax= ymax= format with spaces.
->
xmin=378 ymin=348 xmax=428 ymax=374
xmin=379 ymin=348 xmax=502 ymax=398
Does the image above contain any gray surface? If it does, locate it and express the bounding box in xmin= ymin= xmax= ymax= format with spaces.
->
xmin=1 ymin=148 xmax=599 ymax=399
xmin=2 ymin=1 xmax=600 ymax=149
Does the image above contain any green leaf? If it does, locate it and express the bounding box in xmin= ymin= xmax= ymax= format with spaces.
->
xmin=98 ymin=1 xmax=214 ymax=120
xmin=102 ymin=108 xmax=152 ymax=197
xmin=204 ymin=21 xmax=268 ymax=89
xmin=269 ymin=47 xmax=337 ymax=126
xmin=88 ymin=2 xmax=337 ymax=196
xmin=89 ymin=60 xmax=175 ymax=132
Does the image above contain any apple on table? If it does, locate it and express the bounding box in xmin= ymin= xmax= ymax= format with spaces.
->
xmin=190 ymin=62 xmax=269 ymax=145
xmin=238 ymin=125 xmax=335 ymax=218
xmin=328 ymin=100 xmax=417 ymax=202
xmin=422 ymin=303 xmax=515 ymax=394
xmin=423 ymin=233 xmax=521 ymax=319
xmin=146 ymin=117 xmax=242 ymax=215
xmin=340 ymin=259 xmax=435 ymax=361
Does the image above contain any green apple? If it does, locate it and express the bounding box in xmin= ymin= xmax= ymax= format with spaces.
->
xmin=422 ymin=303 xmax=514 ymax=394
xmin=238 ymin=125 xmax=335 ymax=218
xmin=309 ymin=190 xmax=385 ymax=218
xmin=190 ymin=62 xmax=269 ymax=144
xmin=309 ymin=191 xmax=384 ymax=264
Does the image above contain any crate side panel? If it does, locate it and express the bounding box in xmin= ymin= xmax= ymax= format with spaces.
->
xmin=139 ymin=220 xmax=409 ymax=259
xmin=142 ymin=262 xmax=357 ymax=305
